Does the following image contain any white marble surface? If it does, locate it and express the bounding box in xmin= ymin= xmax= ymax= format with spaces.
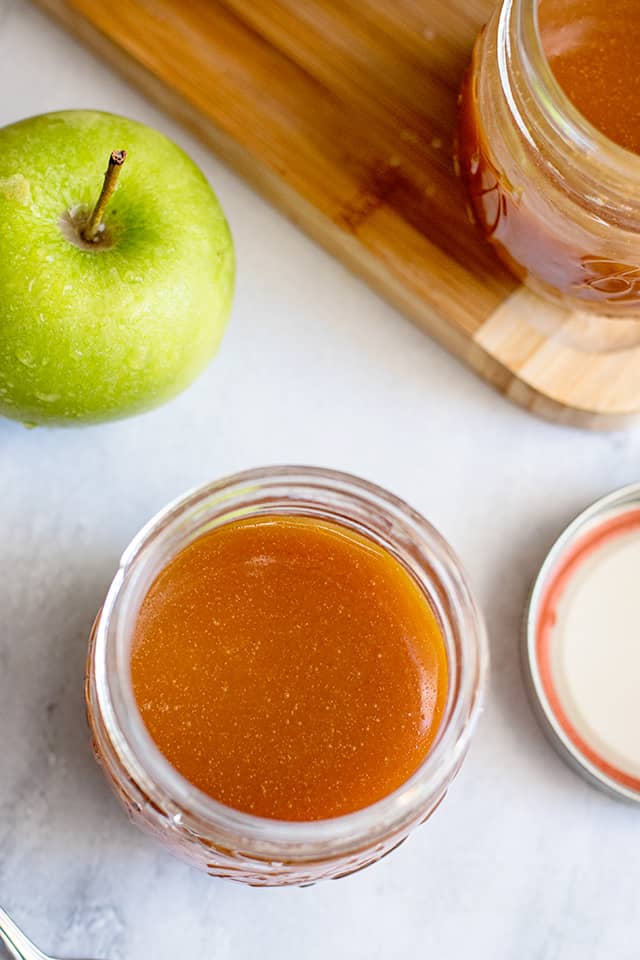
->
xmin=1 ymin=1 xmax=639 ymax=957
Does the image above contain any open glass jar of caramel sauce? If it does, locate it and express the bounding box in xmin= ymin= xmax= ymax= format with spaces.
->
xmin=458 ymin=0 xmax=640 ymax=316
xmin=86 ymin=467 xmax=486 ymax=886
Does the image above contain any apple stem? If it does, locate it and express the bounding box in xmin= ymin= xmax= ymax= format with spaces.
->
xmin=81 ymin=149 xmax=127 ymax=243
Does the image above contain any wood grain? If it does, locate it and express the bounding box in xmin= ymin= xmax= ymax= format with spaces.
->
xmin=33 ymin=0 xmax=640 ymax=428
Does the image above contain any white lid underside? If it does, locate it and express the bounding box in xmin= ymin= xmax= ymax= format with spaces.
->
xmin=551 ymin=530 xmax=640 ymax=779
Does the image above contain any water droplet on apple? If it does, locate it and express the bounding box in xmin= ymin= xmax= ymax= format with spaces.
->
xmin=16 ymin=348 xmax=35 ymax=368
xmin=35 ymin=391 xmax=60 ymax=403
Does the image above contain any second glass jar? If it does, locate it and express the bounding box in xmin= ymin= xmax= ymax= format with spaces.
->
xmin=458 ymin=0 xmax=640 ymax=315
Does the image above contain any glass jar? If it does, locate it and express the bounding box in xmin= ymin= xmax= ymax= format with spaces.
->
xmin=86 ymin=466 xmax=487 ymax=886
xmin=458 ymin=0 xmax=640 ymax=316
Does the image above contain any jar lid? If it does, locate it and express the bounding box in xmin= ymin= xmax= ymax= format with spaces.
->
xmin=523 ymin=484 xmax=640 ymax=803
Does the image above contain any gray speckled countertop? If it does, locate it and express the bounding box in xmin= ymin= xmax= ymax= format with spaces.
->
xmin=1 ymin=3 xmax=639 ymax=958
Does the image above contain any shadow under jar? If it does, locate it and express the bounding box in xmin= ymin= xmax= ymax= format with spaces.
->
xmin=458 ymin=0 xmax=640 ymax=316
xmin=86 ymin=467 xmax=487 ymax=886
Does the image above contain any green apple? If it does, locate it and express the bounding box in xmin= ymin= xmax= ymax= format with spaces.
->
xmin=0 ymin=110 xmax=235 ymax=425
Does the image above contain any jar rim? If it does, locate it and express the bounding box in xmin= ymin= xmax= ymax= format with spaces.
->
xmin=91 ymin=466 xmax=488 ymax=860
xmin=501 ymin=0 xmax=640 ymax=188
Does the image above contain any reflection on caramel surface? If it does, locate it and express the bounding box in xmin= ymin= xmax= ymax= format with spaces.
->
xmin=131 ymin=515 xmax=448 ymax=821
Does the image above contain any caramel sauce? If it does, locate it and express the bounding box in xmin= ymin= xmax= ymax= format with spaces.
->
xmin=131 ymin=516 xmax=448 ymax=821
xmin=539 ymin=0 xmax=640 ymax=156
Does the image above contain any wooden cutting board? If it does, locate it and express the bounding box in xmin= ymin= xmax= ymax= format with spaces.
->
xmin=34 ymin=0 xmax=640 ymax=428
